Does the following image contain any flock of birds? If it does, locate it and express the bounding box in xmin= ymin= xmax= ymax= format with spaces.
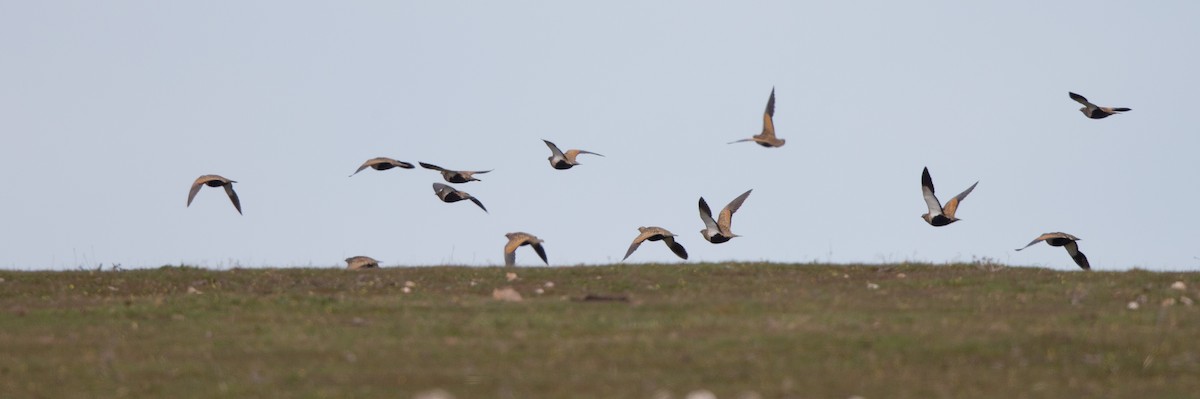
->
xmin=185 ymin=90 xmax=1131 ymax=270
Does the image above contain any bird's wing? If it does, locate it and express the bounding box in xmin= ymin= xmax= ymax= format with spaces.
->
xmin=1065 ymin=241 xmax=1090 ymax=270
xmin=394 ymin=160 xmax=415 ymax=169
xmin=531 ymin=243 xmax=548 ymax=265
xmin=469 ymin=197 xmax=488 ymax=213
xmin=727 ymin=138 xmax=754 ymax=144
xmin=543 ymin=140 xmax=565 ymax=158
xmin=921 ymin=167 xmax=943 ymax=215
xmin=761 ymin=87 xmax=776 ymax=138
xmin=1068 ymin=92 xmax=1096 ymax=108
xmin=941 ymin=181 xmax=978 ymax=219
xmin=349 ymin=160 xmax=375 ymax=176
xmin=187 ymin=180 xmax=204 ymax=207
xmin=504 ymin=238 xmax=523 ymax=266
xmin=664 ymin=236 xmax=689 ymax=260
xmin=717 ymin=189 xmax=753 ymax=232
xmin=473 ymin=169 xmax=493 ymax=174
xmin=698 ymin=197 xmax=718 ymax=230
xmin=566 ymin=149 xmax=603 ymax=162
xmin=223 ymin=184 xmax=243 ymax=215
xmin=1014 ymin=234 xmax=1053 ymax=251
xmin=623 ymin=231 xmax=651 ymax=261
xmin=419 ymin=162 xmax=445 ymax=171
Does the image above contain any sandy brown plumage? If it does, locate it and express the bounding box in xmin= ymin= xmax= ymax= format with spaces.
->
xmin=349 ymin=157 xmax=415 ymax=177
xmin=432 ymin=183 xmax=487 ymax=213
xmin=1015 ymin=232 xmax=1090 ymax=270
xmin=699 ymin=189 xmax=753 ymax=243
xmin=1069 ymin=92 xmax=1130 ymax=119
xmin=504 ymin=232 xmax=547 ymax=267
xmin=543 ymin=139 xmax=603 ymax=170
xmin=920 ymin=167 xmax=977 ymax=227
xmin=623 ymin=226 xmax=689 ymax=261
xmin=728 ymin=87 xmax=784 ymax=147
xmin=419 ymin=162 xmax=491 ymax=183
xmin=187 ymin=174 xmax=242 ymax=215
xmin=344 ymin=256 xmax=380 ymax=270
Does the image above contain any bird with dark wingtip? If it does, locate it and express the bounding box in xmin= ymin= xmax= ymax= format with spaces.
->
xmin=344 ymin=256 xmax=380 ymax=270
xmin=349 ymin=157 xmax=415 ymax=177
xmin=728 ymin=87 xmax=784 ymax=147
xmin=432 ymin=183 xmax=488 ymax=213
xmin=920 ymin=167 xmax=977 ymax=227
xmin=187 ymin=174 xmax=242 ymax=215
xmin=623 ymin=226 xmax=689 ymax=261
xmin=419 ymin=162 xmax=491 ymax=183
xmin=699 ymin=189 xmax=753 ymax=243
xmin=543 ymin=139 xmax=603 ymax=170
xmin=504 ymin=232 xmax=547 ymax=267
xmin=1015 ymin=232 xmax=1091 ymax=270
xmin=1069 ymin=92 xmax=1131 ymax=119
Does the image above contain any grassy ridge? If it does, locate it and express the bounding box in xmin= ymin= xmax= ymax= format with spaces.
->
xmin=1 ymin=263 xmax=1198 ymax=398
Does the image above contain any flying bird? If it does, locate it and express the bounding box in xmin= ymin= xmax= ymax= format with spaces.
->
xmin=699 ymin=189 xmax=753 ymax=243
xmin=187 ymin=174 xmax=242 ymax=215
xmin=729 ymin=87 xmax=784 ymax=147
xmin=349 ymin=157 xmax=415 ymax=177
xmin=344 ymin=256 xmax=380 ymax=270
xmin=1015 ymin=232 xmax=1091 ymax=270
xmin=1069 ymin=92 xmax=1131 ymax=119
xmin=432 ymin=183 xmax=488 ymax=213
xmin=504 ymin=232 xmax=547 ymax=267
xmin=920 ymin=167 xmax=977 ymax=227
xmin=622 ymin=226 xmax=689 ymax=261
xmin=543 ymin=139 xmax=603 ymax=170
xmin=418 ymin=162 xmax=491 ymax=183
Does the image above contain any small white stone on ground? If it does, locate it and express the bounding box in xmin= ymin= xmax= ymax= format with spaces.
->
xmin=505 ymin=272 xmax=518 ymax=282
xmin=405 ymin=281 xmax=417 ymax=288
xmin=866 ymin=282 xmax=880 ymax=290
xmin=1170 ymin=281 xmax=1186 ymax=291
xmin=1127 ymin=301 xmax=1140 ymax=310
xmin=492 ymin=287 xmax=523 ymax=302
xmin=685 ymin=390 xmax=717 ymax=399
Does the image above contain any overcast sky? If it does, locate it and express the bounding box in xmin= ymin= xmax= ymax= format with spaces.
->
xmin=2 ymin=1 xmax=1196 ymax=270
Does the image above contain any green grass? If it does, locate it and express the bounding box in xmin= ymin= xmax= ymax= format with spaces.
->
xmin=1 ymin=263 xmax=1198 ymax=398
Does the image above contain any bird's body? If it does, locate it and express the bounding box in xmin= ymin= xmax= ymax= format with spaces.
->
xmin=623 ymin=226 xmax=689 ymax=261
xmin=187 ymin=174 xmax=242 ymax=215
xmin=432 ymin=183 xmax=487 ymax=213
xmin=543 ymin=139 xmax=603 ymax=170
xmin=1069 ymin=92 xmax=1130 ymax=119
xmin=344 ymin=256 xmax=380 ymax=270
xmin=699 ymin=189 xmax=753 ymax=243
xmin=349 ymin=157 xmax=414 ymax=177
xmin=1015 ymin=232 xmax=1090 ymax=270
xmin=920 ymin=167 xmax=977 ymax=227
xmin=504 ymin=232 xmax=548 ymax=267
xmin=419 ymin=162 xmax=490 ymax=183
xmin=728 ymin=87 xmax=785 ymax=147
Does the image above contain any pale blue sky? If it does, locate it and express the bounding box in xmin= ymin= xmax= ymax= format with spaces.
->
xmin=1 ymin=1 xmax=1196 ymax=270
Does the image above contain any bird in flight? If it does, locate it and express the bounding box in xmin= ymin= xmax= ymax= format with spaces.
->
xmin=1015 ymin=232 xmax=1090 ymax=270
xmin=920 ymin=167 xmax=977 ymax=227
xmin=187 ymin=174 xmax=242 ymax=215
xmin=418 ymin=162 xmax=491 ymax=183
xmin=432 ymin=183 xmax=488 ymax=213
xmin=728 ymin=87 xmax=784 ymax=147
xmin=349 ymin=157 xmax=415 ymax=177
xmin=543 ymin=139 xmax=603 ymax=170
xmin=699 ymin=189 xmax=753 ymax=243
xmin=623 ymin=226 xmax=689 ymax=261
xmin=344 ymin=256 xmax=380 ymax=270
xmin=504 ymin=232 xmax=548 ymax=267
xmin=1069 ymin=92 xmax=1130 ymax=119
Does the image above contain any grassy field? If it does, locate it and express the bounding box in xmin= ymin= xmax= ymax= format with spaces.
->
xmin=1 ymin=263 xmax=1197 ymax=399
